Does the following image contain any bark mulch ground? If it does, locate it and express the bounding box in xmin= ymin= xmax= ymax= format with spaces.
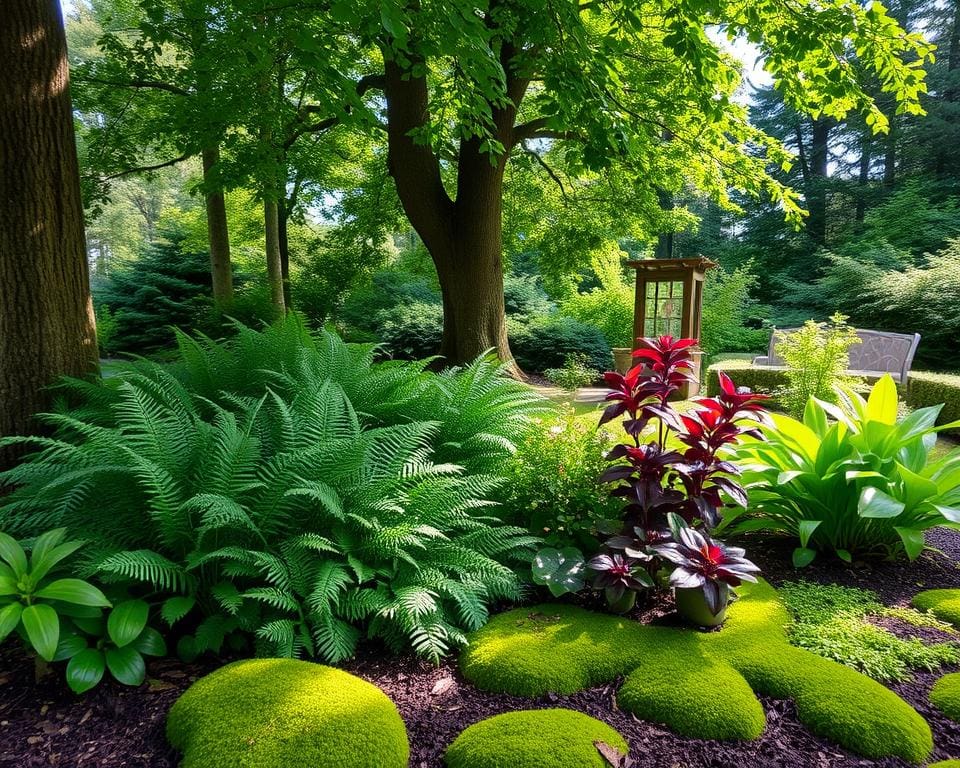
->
xmin=2 ymin=528 xmax=959 ymax=768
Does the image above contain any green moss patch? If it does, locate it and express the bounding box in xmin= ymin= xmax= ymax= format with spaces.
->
xmin=444 ymin=709 xmax=628 ymax=768
xmin=932 ymin=672 xmax=960 ymax=722
xmin=928 ymin=760 xmax=960 ymax=767
xmin=913 ymin=590 xmax=960 ymax=628
xmin=167 ymin=658 xmax=409 ymax=768
xmin=461 ymin=581 xmax=932 ymax=762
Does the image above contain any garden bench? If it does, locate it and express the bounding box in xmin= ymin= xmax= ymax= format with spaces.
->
xmin=752 ymin=328 xmax=921 ymax=384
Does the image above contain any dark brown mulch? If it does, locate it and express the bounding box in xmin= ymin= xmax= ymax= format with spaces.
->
xmin=2 ymin=528 xmax=960 ymax=768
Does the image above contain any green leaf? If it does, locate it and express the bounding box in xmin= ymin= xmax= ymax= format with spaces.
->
xmin=934 ymin=504 xmax=960 ymax=524
xmin=21 ymin=603 xmax=60 ymax=661
xmin=894 ymin=526 xmax=925 ymax=561
xmin=34 ymin=579 xmax=111 ymax=608
xmin=0 ymin=602 xmax=23 ymax=642
xmin=132 ymin=627 xmax=167 ymax=657
xmin=531 ymin=547 xmax=585 ymax=597
xmin=66 ymin=648 xmax=105 ymax=694
xmin=160 ymin=596 xmax=195 ymax=626
xmin=798 ymin=520 xmax=821 ymax=549
xmin=792 ymin=547 xmax=817 ymax=568
xmin=28 ymin=528 xmax=67 ymax=568
xmin=0 ymin=575 xmax=18 ymax=596
xmin=105 ymin=646 xmax=146 ymax=686
xmin=858 ymin=486 xmax=905 ymax=519
xmin=29 ymin=539 xmax=86 ymax=584
xmin=866 ymin=374 xmax=898 ymax=425
xmin=53 ymin=633 xmax=89 ymax=662
xmin=107 ymin=600 xmax=149 ymax=648
xmin=0 ymin=532 xmax=28 ymax=577
xmin=836 ymin=549 xmax=852 ymax=563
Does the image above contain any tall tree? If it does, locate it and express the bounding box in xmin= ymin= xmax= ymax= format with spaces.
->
xmin=0 ymin=0 xmax=99 ymax=466
xmin=357 ymin=0 xmax=931 ymax=367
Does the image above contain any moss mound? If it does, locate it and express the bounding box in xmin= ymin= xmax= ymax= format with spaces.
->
xmin=444 ymin=709 xmax=628 ymax=768
xmin=932 ymin=672 xmax=960 ymax=722
xmin=929 ymin=761 xmax=960 ymax=768
xmin=461 ymin=581 xmax=932 ymax=762
xmin=166 ymin=658 xmax=409 ymax=768
xmin=913 ymin=589 xmax=960 ymax=628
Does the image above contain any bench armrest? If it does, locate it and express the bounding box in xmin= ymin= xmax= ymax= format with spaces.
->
xmin=752 ymin=356 xmax=771 ymax=366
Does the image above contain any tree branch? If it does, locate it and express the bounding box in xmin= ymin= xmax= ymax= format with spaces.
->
xmin=101 ymin=152 xmax=193 ymax=180
xmin=73 ymin=76 xmax=190 ymax=96
xmin=521 ymin=142 xmax=569 ymax=201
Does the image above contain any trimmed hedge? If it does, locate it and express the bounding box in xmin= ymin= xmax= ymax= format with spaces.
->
xmin=931 ymin=672 xmax=960 ymax=723
xmin=913 ymin=590 xmax=960 ymax=628
xmin=167 ymin=659 xmax=409 ymax=768
xmin=705 ymin=359 xmax=787 ymax=399
xmin=460 ymin=581 xmax=932 ymax=761
xmin=444 ymin=709 xmax=628 ymax=768
xmin=906 ymin=371 xmax=960 ymax=433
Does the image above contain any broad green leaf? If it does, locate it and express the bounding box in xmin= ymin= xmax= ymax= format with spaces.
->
xmin=777 ymin=470 xmax=805 ymax=485
xmin=34 ymin=579 xmax=111 ymax=608
xmin=802 ymin=399 xmax=828 ymax=437
xmin=896 ymin=464 xmax=939 ymax=511
xmin=0 ymin=575 xmax=18 ymax=596
xmin=798 ymin=520 xmax=821 ymax=549
xmin=72 ymin=615 xmax=105 ymax=636
xmin=836 ymin=549 xmax=852 ymax=563
xmin=894 ymin=526 xmax=925 ymax=561
xmin=531 ymin=547 xmax=585 ymax=597
xmin=105 ymin=646 xmax=146 ymax=686
xmin=21 ymin=603 xmax=60 ymax=661
xmin=0 ymin=602 xmax=23 ymax=642
xmin=29 ymin=539 xmax=86 ymax=584
xmin=132 ymin=627 xmax=167 ymax=657
xmin=28 ymin=528 xmax=67 ymax=567
xmin=896 ymin=405 xmax=941 ymax=443
xmin=53 ymin=633 xmax=89 ymax=662
xmin=769 ymin=413 xmax=820 ymax=461
xmin=934 ymin=504 xmax=960 ymax=524
xmin=66 ymin=648 xmax=105 ymax=694
xmin=792 ymin=547 xmax=817 ymax=568
xmin=858 ymin=486 xmax=905 ymax=519
xmin=0 ymin=532 xmax=28 ymax=577
xmin=107 ymin=600 xmax=150 ymax=648
xmin=866 ymin=374 xmax=898 ymax=425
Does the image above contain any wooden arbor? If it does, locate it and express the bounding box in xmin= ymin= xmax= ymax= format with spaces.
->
xmin=626 ymin=257 xmax=716 ymax=395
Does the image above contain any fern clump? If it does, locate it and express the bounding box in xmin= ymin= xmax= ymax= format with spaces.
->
xmin=0 ymin=320 xmax=545 ymax=663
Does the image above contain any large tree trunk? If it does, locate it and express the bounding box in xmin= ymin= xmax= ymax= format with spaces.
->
xmin=263 ymin=199 xmax=286 ymax=316
xmin=0 ymin=0 xmax=99 ymax=468
xmin=278 ymin=198 xmax=292 ymax=309
xmin=201 ymin=146 xmax=234 ymax=310
xmin=383 ymin=57 xmax=515 ymax=368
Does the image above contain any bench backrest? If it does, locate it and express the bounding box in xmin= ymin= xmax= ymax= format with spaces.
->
xmin=764 ymin=328 xmax=921 ymax=382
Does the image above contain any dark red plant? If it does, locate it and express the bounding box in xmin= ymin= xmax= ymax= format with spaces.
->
xmin=593 ymin=336 xmax=768 ymax=610
xmin=587 ymin=553 xmax=653 ymax=605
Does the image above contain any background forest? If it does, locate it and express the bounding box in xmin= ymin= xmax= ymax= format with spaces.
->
xmin=69 ymin=0 xmax=960 ymax=374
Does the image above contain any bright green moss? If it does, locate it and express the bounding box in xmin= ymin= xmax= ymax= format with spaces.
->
xmin=913 ymin=590 xmax=960 ymax=628
xmin=444 ymin=709 xmax=628 ymax=768
xmin=461 ymin=581 xmax=932 ymax=762
xmin=932 ymin=672 xmax=960 ymax=722
xmin=166 ymin=659 xmax=409 ymax=768
xmin=928 ymin=760 xmax=960 ymax=767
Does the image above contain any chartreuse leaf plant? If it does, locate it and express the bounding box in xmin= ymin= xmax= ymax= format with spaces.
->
xmin=721 ymin=375 xmax=960 ymax=566
xmin=0 ymin=529 xmax=110 ymax=664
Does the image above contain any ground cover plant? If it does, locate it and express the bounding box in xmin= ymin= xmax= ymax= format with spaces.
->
xmin=779 ymin=581 xmax=960 ymax=680
xmin=167 ymin=659 xmax=409 ymax=768
xmin=459 ymin=579 xmax=933 ymax=762
xmin=914 ymin=590 xmax=960 ymax=628
xmin=0 ymin=321 xmax=545 ymax=665
xmin=932 ymin=672 xmax=960 ymax=723
xmin=722 ymin=375 xmax=960 ymax=566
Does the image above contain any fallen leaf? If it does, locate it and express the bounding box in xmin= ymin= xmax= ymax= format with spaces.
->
xmin=430 ymin=677 xmax=454 ymax=696
xmin=595 ymin=740 xmax=632 ymax=768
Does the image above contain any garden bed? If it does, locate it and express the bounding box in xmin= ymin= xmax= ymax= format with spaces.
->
xmin=2 ymin=528 xmax=959 ymax=768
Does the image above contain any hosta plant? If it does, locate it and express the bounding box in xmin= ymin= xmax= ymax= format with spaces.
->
xmin=59 ymin=599 xmax=167 ymax=693
xmin=721 ymin=375 xmax=960 ymax=566
xmin=0 ymin=529 xmax=111 ymax=663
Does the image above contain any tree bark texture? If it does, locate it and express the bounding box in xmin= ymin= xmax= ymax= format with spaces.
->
xmin=201 ymin=145 xmax=234 ymax=310
xmin=278 ymin=198 xmax=292 ymax=309
xmin=263 ymin=199 xmax=286 ymax=316
xmin=383 ymin=55 xmax=517 ymax=369
xmin=0 ymin=0 xmax=99 ymax=467
xmin=806 ymin=118 xmax=830 ymax=245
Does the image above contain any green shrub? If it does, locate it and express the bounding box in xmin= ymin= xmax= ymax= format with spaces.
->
xmin=561 ymin=282 xmax=633 ymax=349
xmin=377 ymin=301 xmax=444 ymax=359
xmin=779 ymin=581 xmax=960 ymax=681
xmin=510 ymin=315 xmax=611 ymax=373
xmin=167 ymin=659 xmax=409 ymax=768
xmin=907 ymin=371 xmax=960 ymax=434
xmin=94 ymin=304 xmax=121 ymax=357
xmin=444 ymin=709 xmax=628 ymax=768
xmin=504 ymin=273 xmax=554 ymax=318
xmin=700 ymin=266 xmax=770 ymax=358
xmin=496 ymin=408 xmax=621 ymax=551
xmin=459 ymin=580 xmax=931 ymax=760
xmin=721 ymin=376 xmax=960 ymax=566
xmin=776 ymin=313 xmax=862 ymax=418
xmin=705 ymin=359 xmax=787 ymax=400
xmin=913 ymin=590 xmax=960 ymax=628
xmin=543 ymin=354 xmax=599 ymax=391
xmin=337 ymin=269 xmax=439 ymax=334
xmin=931 ymin=672 xmax=960 ymax=723
xmin=0 ymin=321 xmax=546 ymax=663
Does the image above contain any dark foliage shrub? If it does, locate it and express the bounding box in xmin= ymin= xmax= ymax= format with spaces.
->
xmin=376 ymin=301 xmax=444 ymax=360
xmin=509 ymin=315 xmax=611 ymax=373
xmin=337 ymin=269 xmax=439 ymax=334
xmin=503 ymin=273 xmax=554 ymax=318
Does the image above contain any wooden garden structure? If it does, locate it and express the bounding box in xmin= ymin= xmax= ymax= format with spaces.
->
xmin=626 ymin=256 xmax=716 ymax=395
